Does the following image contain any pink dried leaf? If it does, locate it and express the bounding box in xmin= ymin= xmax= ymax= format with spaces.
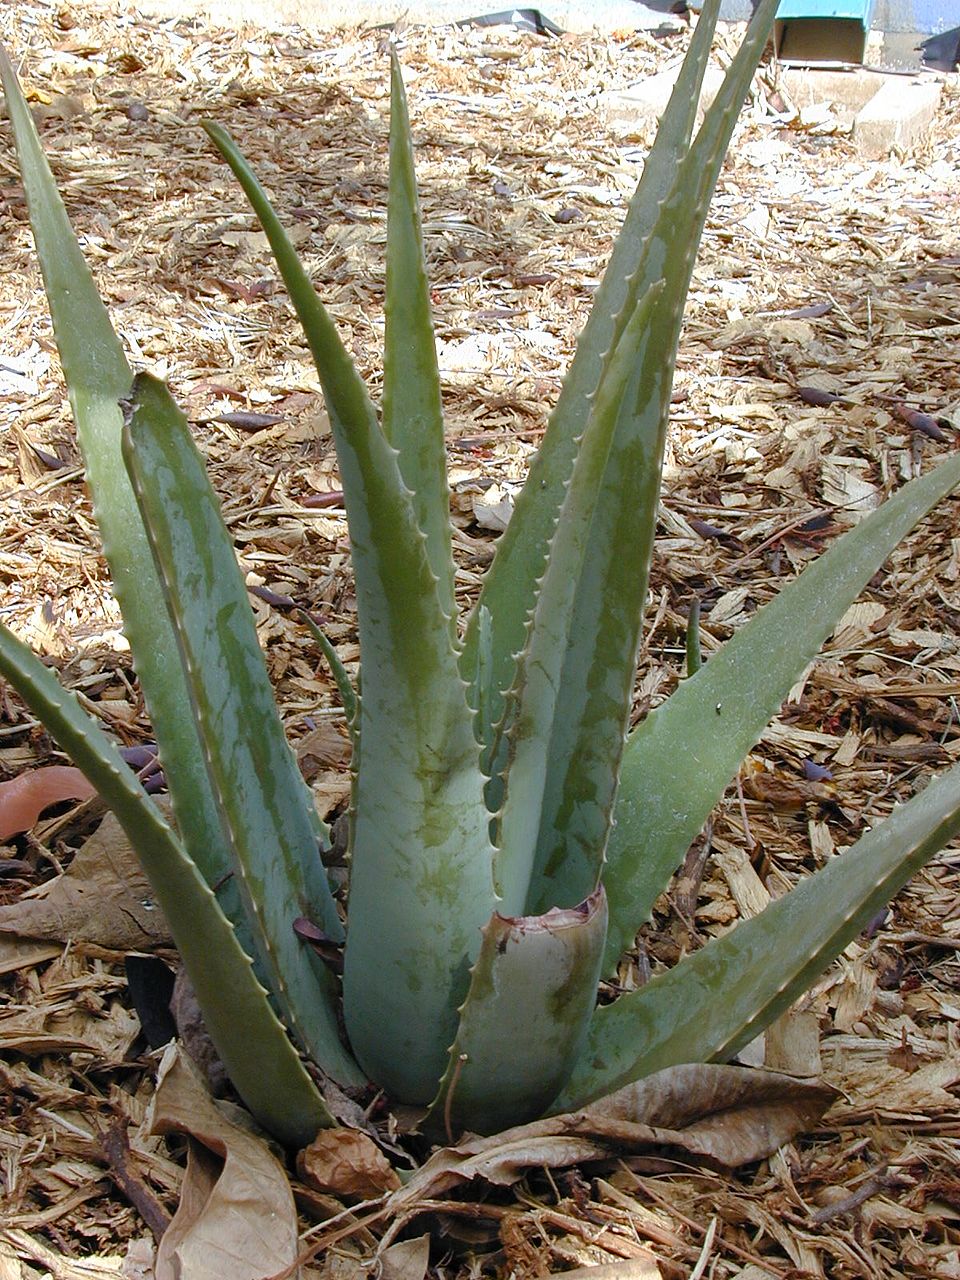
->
xmin=0 ymin=765 xmax=95 ymax=841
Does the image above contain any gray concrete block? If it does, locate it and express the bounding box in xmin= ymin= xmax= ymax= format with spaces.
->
xmin=601 ymin=64 xmax=726 ymax=136
xmin=781 ymin=66 xmax=888 ymax=126
xmin=852 ymin=76 xmax=943 ymax=157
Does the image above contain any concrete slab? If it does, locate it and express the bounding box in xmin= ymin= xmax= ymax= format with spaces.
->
xmin=781 ymin=65 xmax=888 ymax=125
xmin=781 ymin=64 xmax=943 ymax=153
xmin=852 ymin=74 xmax=943 ymax=156
xmin=601 ymin=64 xmax=726 ymax=136
xmin=136 ymin=0 xmax=682 ymax=35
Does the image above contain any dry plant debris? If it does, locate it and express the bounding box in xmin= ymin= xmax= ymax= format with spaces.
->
xmin=1 ymin=0 xmax=960 ymax=1275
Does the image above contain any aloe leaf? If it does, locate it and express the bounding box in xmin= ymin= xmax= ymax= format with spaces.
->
xmin=429 ymin=887 xmax=608 ymax=1136
xmin=383 ymin=48 xmax=456 ymax=624
xmin=0 ymin=48 xmax=246 ymax=928
xmin=685 ymin=598 xmax=702 ymax=678
xmin=121 ymin=373 xmax=364 ymax=1088
xmin=460 ymin=0 xmax=728 ymax=743
xmin=299 ymin=611 xmax=359 ymax=747
xmin=604 ymin=451 xmax=960 ymax=968
xmin=202 ymin=124 xmax=498 ymax=1100
xmin=201 ymin=123 xmax=454 ymax=700
xmin=0 ymin=623 xmax=332 ymax=1145
xmin=474 ymin=604 xmax=495 ymax=776
xmin=511 ymin=0 xmax=780 ymax=914
xmin=495 ymin=284 xmax=663 ymax=915
xmin=345 ymin=690 xmax=496 ymax=1103
xmin=558 ymin=759 xmax=960 ymax=1109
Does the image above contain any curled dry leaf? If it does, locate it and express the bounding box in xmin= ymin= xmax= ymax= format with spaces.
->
xmin=298 ymin=1127 xmax=402 ymax=1200
xmin=390 ymin=1064 xmax=836 ymax=1211
xmin=561 ymin=1064 xmax=836 ymax=1166
xmin=892 ymin=401 xmax=950 ymax=442
xmin=148 ymin=1044 xmax=299 ymax=1280
xmin=0 ymin=764 xmax=95 ymax=841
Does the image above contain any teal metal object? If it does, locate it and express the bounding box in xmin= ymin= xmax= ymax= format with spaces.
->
xmin=776 ymin=0 xmax=877 ymax=63
xmin=777 ymin=0 xmax=875 ymax=17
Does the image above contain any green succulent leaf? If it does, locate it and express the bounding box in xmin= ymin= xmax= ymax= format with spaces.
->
xmin=0 ymin=622 xmax=332 ymax=1146
xmin=120 ymin=372 xmax=364 ymax=1088
xmin=604 ymin=451 xmax=960 ymax=968
xmin=495 ymin=283 xmax=663 ymax=915
xmin=344 ymin=664 xmax=497 ymax=1104
xmin=383 ymin=48 xmax=456 ymax=624
xmin=0 ymin=47 xmax=245 ymax=931
xmin=474 ymin=604 xmax=496 ymax=781
xmin=506 ymin=0 xmax=780 ymax=916
xmin=559 ymin=759 xmax=960 ymax=1109
xmin=465 ymin=0 xmax=778 ymax=832
xmin=202 ymin=121 xmax=497 ymax=1103
xmin=685 ymin=598 xmax=703 ymax=678
xmin=299 ymin=611 xmax=359 ymax=748
xmin=460 ymin=0 xmax=728 ymax=745
xmin=429 ymin=886 xmax=608 ymax=1136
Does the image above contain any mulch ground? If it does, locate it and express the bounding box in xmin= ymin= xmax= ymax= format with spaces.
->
xmin=1 ymin=2 xmax=960 ymax=1276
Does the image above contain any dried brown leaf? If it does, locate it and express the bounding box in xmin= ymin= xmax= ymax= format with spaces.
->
xmin=149 ymin=1044 xmax=299 ymax=1280
xmin=378 ymin=1234 xmax=430 ymax=1280
xmin=564 ymin=1064 xmax=836 ymax=1169
xmin=0 ymin=809 xmax=170 ymax=950
xmin=391 ymin=1065 xmax=836 ymax=1209
xmin=297 ymin=1127 xmax=401 ymax=1200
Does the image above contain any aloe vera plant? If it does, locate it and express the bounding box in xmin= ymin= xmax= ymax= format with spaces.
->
xmin=3 ymin=1 xmax=960 ymax=1150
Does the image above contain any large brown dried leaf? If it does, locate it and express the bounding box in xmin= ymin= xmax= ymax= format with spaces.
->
xmin=391 ymin=1065 xmax=836 ymax=1209
xmin=148 ymin=1044 xmax=300 ymax=1280
xmin=0 ymin=809 xmax=170 ymax=950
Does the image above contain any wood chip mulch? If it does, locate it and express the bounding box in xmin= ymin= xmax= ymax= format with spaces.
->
xmin=1 ymin=1 xmax=959 ymax=1276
